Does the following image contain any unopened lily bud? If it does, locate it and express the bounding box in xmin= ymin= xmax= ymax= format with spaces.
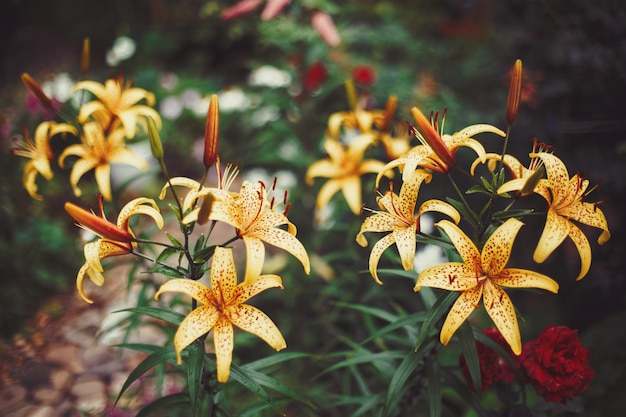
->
xmin=203 ymin=94 xmax=219 ymax=168
xmin=411 ymin=106 xmax=456 ymax=170
xmin=311 ymin=10 xmax=341 ymax=47
xmin=197 ymin=193 xmax=216 ymax=225
xmin=381 ymin=94 xmax=398 ymax=133
xmin=506 ymin=59 xmax=523 ymax=125
xmin=81 ymin=37 xmax=90 ymax=74
xmin=147 ymin=116 xmax=163 ymax=160
xmin=65 ymin=202 xmax=135 ymax=242
xmin=21 ymin=73 xmax=54 ymax=111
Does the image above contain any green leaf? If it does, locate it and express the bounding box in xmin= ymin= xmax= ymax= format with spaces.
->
xmin=116 ymin=306 xmax=185 ymax=326
xmin=243 ymin=352 xmax=311 ymax=372
xmin=415 ymin=291 xmax=458 ymax=351
xmin=115 ymin=346 xmax=178 ymax=406
xmin=187 ymin=340 xmax=205 ymax=417
xmin=246 ymin=368 xmax=316 ymax=410
xmin=441 ymin=368 xmax=490 ymax=417
xmin=427 ymin=358 xmax=442 ymax=417
xmin=458 ymin=322 xmax=482 ymax=393
xmin=492 ymin=208 xmax=535 ymax=219
xmin=193 ymin=245 xmax=217 ymax=264
xmin=228 ymin=361 xmax=284 ymax=415
xmin=382 ymin=339 xmax=436 ymax=417
xmin=135 ymin=392 xmax=190 ymax=417
xmin=445 ymin=197 xmax=478 ymax=229
xmin=149 ymin=263 xmax=186 ymax=278
xmin=320 ymin=351 xmax=406 ymax=376
xmin=165 ymin=231 xmax=183 ymax=248
xmin=334 ymin=301 xmax=399 ymax=323
xmin=156 ymin=246 xmax=181 ymax=263
xmin=360 ymin=312 xmax=425 ymax=345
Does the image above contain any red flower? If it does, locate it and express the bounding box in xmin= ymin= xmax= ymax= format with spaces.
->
xmin=460 ymin=327 xmax=517 ymax=391
xmin=520 ymin=325 xmax=594 ymax=403
xmin=303 ymin=61 xmax=328 ymax=91
xmin=352 ymin=65 xmax=376 ymax=85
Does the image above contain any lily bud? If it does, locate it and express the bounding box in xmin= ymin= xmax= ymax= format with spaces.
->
xmin=520 ymin=165 xmax=544 ymax=197
xmin=203 ymin=94 xmax=219 ymax=168
xmin=21 ymin=73 xmax=54 ymax=112
xmin=506 ymin=59 xmax=523 ymax=125
xmin=311 ymin=10 xmax=341 ymax=47
xmin=147 ymin=116 xmax=163 ymax=161
xmin=81 ymin=37 xmax=90 ymax=74
xmin=381 ymin=94 xmax=398 ymax=133
xmin=65 ymin=202 xmax=135 ymax=243
xmin=411 ymin=107 xmax=456 ymax=170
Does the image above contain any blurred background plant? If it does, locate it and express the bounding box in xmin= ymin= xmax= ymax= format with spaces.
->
xmin=1 ymin=0 xmax=625 ymax=416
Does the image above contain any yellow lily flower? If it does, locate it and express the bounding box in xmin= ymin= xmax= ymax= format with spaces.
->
xmin=356 ymin=169 xmax=460 ymax=284
xmin=470 ymin=139 xmax=551 ymax=197
xmin=154 ymin=246 xmax=286 ymax=383
xmin=73 ymin=78 xmax=162 ymax=138
xmin=306 ymin=135 xmax=390 ymax=215
xmin=59 ymin=121 xmax=148 ymax=201
xmin=377 ymin=107 xmax=505 ymax=185
xmin=415 ymin=218 xmax=559 ymax=355
xmin=326 ymin=108 xmax=385 ymax=139
xmin=65 ymin=197 xmax=164 ymax=303
xmin=12 ymin=121 xmax=78 ymax=200
xmin=530 ymin=152 xmax=611 ymax=280
xmin=160 ymin=175 xmax=310 ymax=283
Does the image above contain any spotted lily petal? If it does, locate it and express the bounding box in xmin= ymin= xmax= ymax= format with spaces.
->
xmin=440 ymin=287 xmax=483 ymax=345
xmin=482 ymin=280 xmax=521 ymax=355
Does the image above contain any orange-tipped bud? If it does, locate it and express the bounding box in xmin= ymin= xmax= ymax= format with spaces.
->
xmin=411 ymin=106 xmax=456 ymax=170
xmin=81 ymin=37 xmax=90 ymax=74
xmin=203 ymin=94 xmax=219 ymax=168
xmin=506 ymin=59 xmax=523 ymax=125
xmin=21 ymin=73 xmax=54 ymax=111
xmin=381 ymin=94 xmax=397 ymax=133
xmin=65 ymin=202 xmax=135 ymax=243
xmin=197 ymin=193 xmax=216 ymax=225
xmin=147 ymin=116 xmax=163 ymax=160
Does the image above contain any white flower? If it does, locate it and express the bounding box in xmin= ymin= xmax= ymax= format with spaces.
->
xmin=248 ymin=65 xmax=292 ymax=88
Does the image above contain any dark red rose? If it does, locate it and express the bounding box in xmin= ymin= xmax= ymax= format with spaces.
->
xmin=520 ymin=325 xmax=594 ymax=403
xmin=303 ymin=61 xmax=328 ymax=91
xmin=352 ymin=65 xmax=376 ymax=85
xmin=460 ymin=327 xmax=517 ymax=391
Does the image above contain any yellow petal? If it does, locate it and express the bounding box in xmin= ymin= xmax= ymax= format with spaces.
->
xmin=435 ymin=220 xmax=481 ymax=269
xmin=228 ymin=304 xmax=286 ymax=351
xmin=315 ymin=178 xmax=343 ymax=212
xmin=213 ymin=315 xmax=234 ymax=383
xmin=417 ymin=199 xmax=460 ymax=224
xmin=242 ymin=236 xmax=266 ymax=284
xmin=533 ymin=152 xmax=570 ymax=203
xmin=174 ymin=305 xmax=219 ymax=364
xmin=231 ymin=274 xmax=283 ymax=304
xmin=482 ymin=280 xmax=521 ymax=355
xmin=393 ymin=225 xmax=417 ymax=271
xmin=341 ymin=175 xmax=363 ymax=215
xmin=416 ymin=263 xmax=478 ymax=291
xmin=154 ymin=278 xmax=216 ymax=306
xmin=211 ymin=247 xmax=238 ymax=301
xmin=368 ymin=233 xmax=397 ymax=285
xmin=76 ymin=263 xmax=95 ymax=304
xmin=440 ymin=287 xmax=482 ymax=345
xmin=561 ymin=201 xmax=611 ymax=245
xmin=249 ymin=228 xmax=311 ymax=275
xmin=94 ymin=164 xmax=112 ymax=201
xmin=481 ymin=218 xmax=523 ymax=275
xmin=533 ymin=209 xmax=570 ymax=263
xmin=567 ymin=222 xmax=593 ymax=280
xmin=494 ymin=268 xmax=559 ymax=293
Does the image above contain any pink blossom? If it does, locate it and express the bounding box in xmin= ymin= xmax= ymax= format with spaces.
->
xmin=221 ymin=0 xmax=263 ymax=20
xmin=311 ymin=11 xmax=341 ymax=47
xmin=261 ymin=0 xmax=291 ymax=20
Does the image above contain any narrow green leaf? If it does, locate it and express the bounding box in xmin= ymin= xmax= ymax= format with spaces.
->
xmin=115 ymin=347 xmax=177 ymax=406
xmin=116 ymin=306 xmax=185 ymax=326
xmin=415 ymin=291 xmax=458 ymax=351
xmin=427 ymin=358 xmax=442 ymax=417
xmin=441 ymin=368 xmax=490 ymax=417
xmin=334 ymin=301 xmax=399 ymax=323
xmin=135 ymin=392 xmax=190 ymax=417
xmin=187 ymin=340 xmax=205 ymax=417
xmin=149 ymin=263 xmax=187 ymax=278
xmin=492 ymin=208 xmax=535 ymax=219
xmin=156 ymin=247 xmax=180 ymax=263
xmin=360 ymin=312 xmax=425 ymax=345
xmin=382 ymin=340 xmax=435 ymax=417
xmin=228 ymin=361 xmax=283 ymax=415
xmin=445 ymin=197 xmax=478 ymax=229
xmin=246 ymin=368 xmax=316 ymax=409
xmin=165 ymin=231 xmax=183 ymax=248
xmin=458 ymin=322 xmax=482 ymax=393
xmin=193 ymin=245 xmax=217 ymax=264
xmin=320 ymin=351 xmax=405 ymax=375
xmin=243 ymin=352 xmax=311 ymax=372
